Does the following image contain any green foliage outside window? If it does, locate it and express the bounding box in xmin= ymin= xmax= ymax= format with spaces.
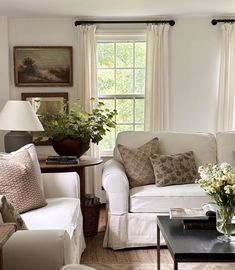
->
xmin=97 ymin=41 xmax=146 ymax=152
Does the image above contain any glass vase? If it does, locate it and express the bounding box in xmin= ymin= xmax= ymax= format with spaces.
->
xmin=216 ymin=205 xmax=235 ymax=242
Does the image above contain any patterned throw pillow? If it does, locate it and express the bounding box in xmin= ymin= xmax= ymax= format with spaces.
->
xmin=0 ymin=144 xmax=44 ymax=195
xmin=150 ymin=151 xmax=198 ymax=187
xmin=117 ymin=137 xmax=159 ymax=188
xmin=0 ymin=149 xmax=47 ymax=213
xmin=0 ymin=195 xmax=27 ymax=230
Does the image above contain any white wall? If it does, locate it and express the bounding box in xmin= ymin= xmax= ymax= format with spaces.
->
xmin=8 ymin=17 xmax=79 ymax=103
xmin=0 ymin=16 xmax=222 ymax=152
xmin=170 ymin=17 xmax=221 ymax=132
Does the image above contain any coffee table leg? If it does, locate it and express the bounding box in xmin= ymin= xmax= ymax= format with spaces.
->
xmin=174 ymin=261 xmax=178 ymax=270
xmin=157 ymin=224 xmax=160 ymax=270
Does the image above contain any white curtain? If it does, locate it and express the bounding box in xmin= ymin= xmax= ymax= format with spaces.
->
xmin=77 ymin=25 xmax=97 ymax=110
xmin=217 ymin=24 xmax=235 ymax=131
xmin=0 ymin=16 xmax=10 ymax=152
xmin=77 ymin=25 xmax=102 ymax=198
xmin=144 ymin=24 xmax=170 ymax=131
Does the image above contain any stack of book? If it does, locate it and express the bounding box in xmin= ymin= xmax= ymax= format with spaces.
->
xmin=46 ymin=156 xmax=78 ymax=165
xmin=170 ymin=204 xmax=216 ymax=230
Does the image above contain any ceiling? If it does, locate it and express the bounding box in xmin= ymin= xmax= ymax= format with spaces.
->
xmin=0 ymin=0 xmax=234 ymax=18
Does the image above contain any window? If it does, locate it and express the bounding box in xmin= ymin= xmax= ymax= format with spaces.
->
xmin=97 ymin=39 xmax=146 ymax=155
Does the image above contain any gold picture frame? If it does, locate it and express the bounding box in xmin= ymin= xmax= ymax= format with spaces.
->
xmin=14 ymin=46 xmax=73 ymax=87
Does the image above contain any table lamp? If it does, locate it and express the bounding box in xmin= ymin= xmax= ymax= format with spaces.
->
xmin=0 ymin=100 xmax=44 ymax=152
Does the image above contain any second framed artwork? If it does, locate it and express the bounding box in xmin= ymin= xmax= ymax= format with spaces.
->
xmin=14 ymin=46 xmax=73 ymax=87
xmin=22 ymin=92 xmax=69 ymax=145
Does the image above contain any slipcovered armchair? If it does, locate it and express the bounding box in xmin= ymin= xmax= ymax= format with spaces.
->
xmin=3 ymin=172 xmax=85 ymax=270
xmin=0 ymin=144 xmax=85 ymax=270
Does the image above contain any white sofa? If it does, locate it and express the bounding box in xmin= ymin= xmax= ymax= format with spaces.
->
xmin=3 ymin=171 xmax=86 ymax=270
xmin=102 ymin=131 xmax=235 ymax=250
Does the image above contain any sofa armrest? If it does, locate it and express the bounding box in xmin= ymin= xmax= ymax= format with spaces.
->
xmin=102 ymin=159 xmax=129 ymax=214
xmin=42 ymin=172 xmax=80 ymax=199
xmin=3 ymin=230 xmax=73 ymax=270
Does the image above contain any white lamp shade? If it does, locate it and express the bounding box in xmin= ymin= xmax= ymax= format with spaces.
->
xmin=0 ymin=100 xmax=44 ymax=131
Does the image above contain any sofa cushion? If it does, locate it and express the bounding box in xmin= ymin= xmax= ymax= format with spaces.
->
xmin=21 ymin=198 xmax=81 ymax=239
xmin=130 ymin=184 xmax=210 ymax=213
xmin=117 ymin=137 xmax=159 ymax=188
xmin=0 ymin=149 xmax=47 ymax=213
xmin=150 ymin=151 xmax=198 ymax=187
xmin=0 ymin=195 xmax=27 ymax=230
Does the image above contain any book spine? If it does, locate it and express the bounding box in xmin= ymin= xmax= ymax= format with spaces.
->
xmin=183 ymin=221 xmax=216 ymax=230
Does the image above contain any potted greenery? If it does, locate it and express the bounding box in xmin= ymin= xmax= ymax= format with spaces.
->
xmin=38 ymin=99 xmax=117 ymax=157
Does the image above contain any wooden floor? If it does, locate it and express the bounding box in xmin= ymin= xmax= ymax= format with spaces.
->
xmin=81 ymin=232 xmax=172 ymax=264
xmin=81 ymin=205 xmax=173 ymax=264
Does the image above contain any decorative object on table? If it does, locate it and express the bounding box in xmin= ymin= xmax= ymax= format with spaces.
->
xmin=0 ymin=100 xmax=44 ymax=152
xmin=170 ymin=204 xmax=216 ymax=230
xmin=196 ymin=163 xmax=235 ymax=242
xmin=170 ymin=206 xmax=214 ymax=220
xmin=14 ymin=46 xmax=73 ymax=87
xmin=38 ymin=98 xmax=117 ymax=157
xmin=46 ymin=155 xmax=78 ymax=165
xmin=22 ymin=92 xmax=68 ymax=145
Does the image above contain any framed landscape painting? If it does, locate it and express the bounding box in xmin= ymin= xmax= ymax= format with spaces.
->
xmin=14 ymin=46 xmax=73 ymax=87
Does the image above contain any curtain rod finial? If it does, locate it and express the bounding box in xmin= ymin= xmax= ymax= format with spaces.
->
xmin=169 ymin=20 xmax=175 ymax=26
xmin=211 ymin=19 xmax=217 ymax=25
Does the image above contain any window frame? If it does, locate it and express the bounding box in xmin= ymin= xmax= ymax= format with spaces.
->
xmin=96 ymin=33 xmax=146 ymax=156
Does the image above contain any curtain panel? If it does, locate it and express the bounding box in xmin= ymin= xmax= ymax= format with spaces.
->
xmin=77 ymin=25 xmax=102 ymax=198
xmin=217 ymin=24 xmax=235 ymax=131
xmin=144 ymin=24 xmax=170 ymax=131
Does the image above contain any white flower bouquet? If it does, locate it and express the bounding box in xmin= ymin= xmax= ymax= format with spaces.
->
xmin=196 ymin=162 xmax=235 ymax=241
xmin=197 ymin=163 xmax=235 ymax=205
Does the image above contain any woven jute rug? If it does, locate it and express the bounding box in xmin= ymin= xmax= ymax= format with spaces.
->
xmin=86 ymin=263 xmax=235 ymax=270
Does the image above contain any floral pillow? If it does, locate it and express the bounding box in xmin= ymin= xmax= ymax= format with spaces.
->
xmin=0 ymin=195 xmax=27 ymax=230
xmin=150 ymin=151 xmax=198 ymax=187
xmin=117 ymin=137 xmax=159 ymax=188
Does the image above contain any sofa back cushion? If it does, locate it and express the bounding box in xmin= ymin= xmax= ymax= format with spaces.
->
xmin=114 ymin=131 xmax=217 ymax=167
xmin=216 ymin=132 xmax=235 ymax=165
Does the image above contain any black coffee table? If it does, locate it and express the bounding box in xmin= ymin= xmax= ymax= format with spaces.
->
xmin=157 ymin=216 xmax=235 ymax=270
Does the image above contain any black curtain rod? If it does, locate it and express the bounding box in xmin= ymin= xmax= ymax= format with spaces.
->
xmin=212 ymin=19 xmax=235 ymax=25
xmin=74 ymin=20 xmax=175 ymax=26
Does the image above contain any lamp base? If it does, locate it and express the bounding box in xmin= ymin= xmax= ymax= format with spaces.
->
xmin=4 ymin=131 xmax=33 ymax=153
